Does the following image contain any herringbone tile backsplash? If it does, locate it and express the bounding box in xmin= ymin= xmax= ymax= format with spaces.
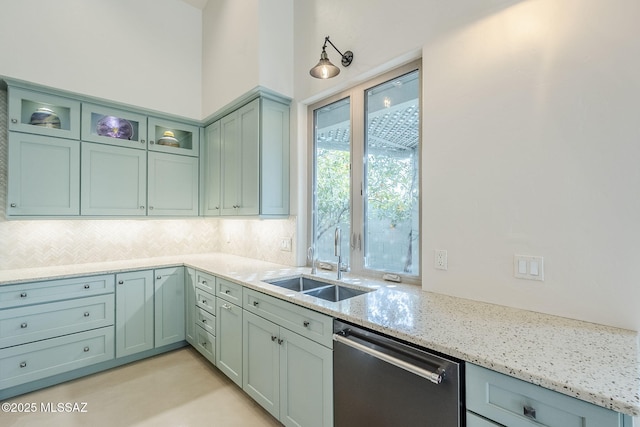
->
xmin=0 ymin=89 xmax=297 ymax=270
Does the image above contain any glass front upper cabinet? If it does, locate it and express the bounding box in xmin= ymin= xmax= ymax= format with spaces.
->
xmin=148 ymin=117 xmax=199 ymax=157
xmin=81 ymin=103 xmax=147 ymax=150
xmin=8 ymin=87 xmax=81 ymax=139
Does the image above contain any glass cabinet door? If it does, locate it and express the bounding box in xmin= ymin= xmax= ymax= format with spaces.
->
xmin=148 ymin=117 xmax=200 ymax=157
xmin=8 ymin=87 xmax=81 ymax=140
xmin=81 ymin=103 xmax=147 ymax=150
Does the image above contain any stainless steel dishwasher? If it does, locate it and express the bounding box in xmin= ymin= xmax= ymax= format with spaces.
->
xmin=333 ymin=320 xmax=464 ymax=427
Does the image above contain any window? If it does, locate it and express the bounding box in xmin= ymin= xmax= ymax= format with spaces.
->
xmin=310 ymin=61 xmax=421 ymax=281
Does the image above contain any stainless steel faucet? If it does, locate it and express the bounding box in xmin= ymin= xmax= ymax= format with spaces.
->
xmin=334 ymin=227 xmax=342 ymax=280
xmin=308 ymin=246 xmax=317 ymax=275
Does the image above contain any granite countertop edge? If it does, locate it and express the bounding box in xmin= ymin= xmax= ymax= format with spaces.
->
xmin=1 ymin=252 xmax=638 ymax=417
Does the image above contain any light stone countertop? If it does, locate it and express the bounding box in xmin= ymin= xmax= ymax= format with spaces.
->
xmin=1 ymin=252 xmax=638 ymax=417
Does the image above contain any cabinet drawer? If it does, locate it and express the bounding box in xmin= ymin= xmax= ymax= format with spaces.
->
xmin=195 ymin=271 xmax=216 ymax=294
xmin=194 ymin=324 xmax=216 ymax=365
xmin=196 ymin=288 xmax=216 ymax=315
xmin=0 ymin=275 xmax=115 ymax=309
xmin=0 ymin=326 xmax=114 ymax=389
xmin=244 ymin=289 xmax=333 ymax=348
xmin=196 ymin=307 xmax=216 ymax=336
xmin=216 ymin=277 xmax=242 ymax=304
xmin=0 ymin=294 xmax=114 ymax=349
xmin=466 ymin=364 xmax=625 ymax=427
xmin=467 ymin=412 xmax=501 ymax=427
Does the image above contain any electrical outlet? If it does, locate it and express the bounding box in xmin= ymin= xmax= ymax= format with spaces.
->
xmin=435 ymin=250 xmax=448 ymax=270
xmin=280 ymin=238 xmax=292 ymax=252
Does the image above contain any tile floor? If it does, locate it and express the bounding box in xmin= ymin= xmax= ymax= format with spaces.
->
xmin=2 ymin=347 xmax=282 ymax=426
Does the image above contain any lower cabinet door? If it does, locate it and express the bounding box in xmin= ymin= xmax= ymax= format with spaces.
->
xmin=280 ymin=328 xmax=333 ymax=427
xmin=0 ymin=326 xmax=114 ymax=389
xmin=115 ymin=270 xmax=154 ymax=358
xmin=154 ymin=267 xmax=185 ymax=347
xmin=243 ymin=311 xmax=280 ymax=418
xmin=216 ymin=299 xmax=242 ymax=387
xmin=194 ymin=324 xmax=216 ymax=366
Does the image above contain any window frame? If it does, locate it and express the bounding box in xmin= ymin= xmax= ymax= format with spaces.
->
xmin=307 ymin=59 xmax=422 ymax=285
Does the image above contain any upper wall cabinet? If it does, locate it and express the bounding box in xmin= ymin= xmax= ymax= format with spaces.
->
xmin=203 ymin=96 xmax=290 ymax=217
xmin=148 ymin=117 xmax=199 ymax=157
xmin=81 ymin=103 xmax=148 ymax=150
xmin=8 ymin=87 xmax=80 ymax=140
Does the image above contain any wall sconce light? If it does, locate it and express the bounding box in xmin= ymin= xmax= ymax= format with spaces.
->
xmin=309 ymin=36 xmax=354 ymax=79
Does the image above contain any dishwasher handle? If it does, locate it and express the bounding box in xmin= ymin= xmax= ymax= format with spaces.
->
xmin=333 ymin=333 xmax=444 ymax=384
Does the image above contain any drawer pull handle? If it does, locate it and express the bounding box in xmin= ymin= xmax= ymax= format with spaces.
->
xmin=20 ymin=362 xmax=27 ymax=368
xmin=523 ymin=405 xmax=537 ymax=420
xmin=84 ymin=312 xmax=90 ymax=317
xmin=225 ymin=289 xmax=231 ymax=294
xmin=253 ymin=301 xmax=259 ymax=307
xmin=20 ymin=292 xmax=27 ymax=298
xmin=21 ymin=323 xmax=28 ymax=329
xmin=222 ymin=303 xmax=232 ymax=310
xmin=84 ymin=284 xmax=90 ymax=289
xmin=303 ymin=321 xmax=310 ymax=328
xmin=84 ymin=347 xmax=90 ymax=352
xmin=271 ymin=336 xmax=278 ymax=341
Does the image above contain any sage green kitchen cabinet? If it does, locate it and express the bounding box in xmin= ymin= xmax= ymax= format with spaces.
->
xmin=148 ymin=117 xmax=199 ymax=157
xmin=185 ymin=268 xmax=196 ymax=346
xmin=202 ymin=120 xmax=221 ymax=215
xmin=216 ymin=297 xmax=243 ymax=387
xmin=115 ymin=270 xmax=154 ymax=358
xmin=466 ymin=363 xmax=631 ymax=427
xmin=154 ymin=267 xmax=185 ymax=347
xmin=7 ymin=133 xmax=80 ymax=216
xmin=81 ymin=142 xmax=147 ymax=216
xmin=8 ymin=85 xmax=81 ymax=140
xmin=243 ymin=289 xmax=333 ymax=427
xmin=147 ymin=151 xmax=199 ymax=216
xmin=81 ymin=103 xmax=147 ymax=150
xmin=203 ymin=96 xmax=290 ymax=217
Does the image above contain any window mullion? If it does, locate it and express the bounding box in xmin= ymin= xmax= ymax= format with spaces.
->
xmin=350 ymin=89 xmax=365 ymax=274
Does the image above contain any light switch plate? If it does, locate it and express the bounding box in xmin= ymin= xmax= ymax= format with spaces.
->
xmin=514 ymin=255 xmax=544 ymax=281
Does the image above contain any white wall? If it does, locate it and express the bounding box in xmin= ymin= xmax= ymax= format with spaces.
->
xmin=201 ymin=0 xmax=293 ymax=118
xmin=0 ymin=0 xmax=202 ymax=119
xmin=293 ymin=0 xmax=640 ymax=331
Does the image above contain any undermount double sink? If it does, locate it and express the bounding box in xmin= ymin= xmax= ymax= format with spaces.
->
xmin=265 ymin=275 xmax=372 ymax=302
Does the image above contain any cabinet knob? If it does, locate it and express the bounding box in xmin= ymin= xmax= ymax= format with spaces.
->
xmin=84 ymin=312 xmax=90 ymax=317
xmin=215 ymin=206 xmax=219 ymax=210
xmin=149 ymin=206 xmax=154 ymax=210
xmin=201 ymin=280 xmax=207 ymax=285
xmin=271 ymin=336 xmax=277 ymax=342
xmin=201 ymin=341 xmax=207 ymax=347
xmin=140 ymin=206 xmax=145 ymax=210
xmin=156 ymin=276 xmax=162 ymax=280
xmin=20 ymin=361 xmax=27 ymax=368
xmin=523 ymin=406 xmax=537 ymax=420
xmin=202 ymin=319 xmax=207 ymax=323
xmin=20 ymin=292 xmax=27 ymax=298
xmin=150 ymin=140 xmax=155 ymax=144
xmin=84 ymin=347 xmax=90 ymax=352
xmin=303 ymin=321 xmax=310 ymax=328
xmin=225 ymin=289 xmax=230 ymax=294
xmin=10 ymin=203 xmax=17 ymax=208
xmin=20 ymin=322 xmax=28 ymax=329
xmin=222 ymin=303 xmax=232 ymax=310
xmin=84 ymin=284 xmax=90 ymax=289
xmin=141 ymin=139 xmax=146 ymax=144
xmin=201 ymin=299 xmax=207 ymax=304
xmin=118 ymin=280 xmax=124 ymax=285
xmin=253 ymin=301 xmax=259 ymax=307
xmin=11 ymin=118 xmax=18 ymax=124
xmin=277 ymin=338 xmax=284 ymax=345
